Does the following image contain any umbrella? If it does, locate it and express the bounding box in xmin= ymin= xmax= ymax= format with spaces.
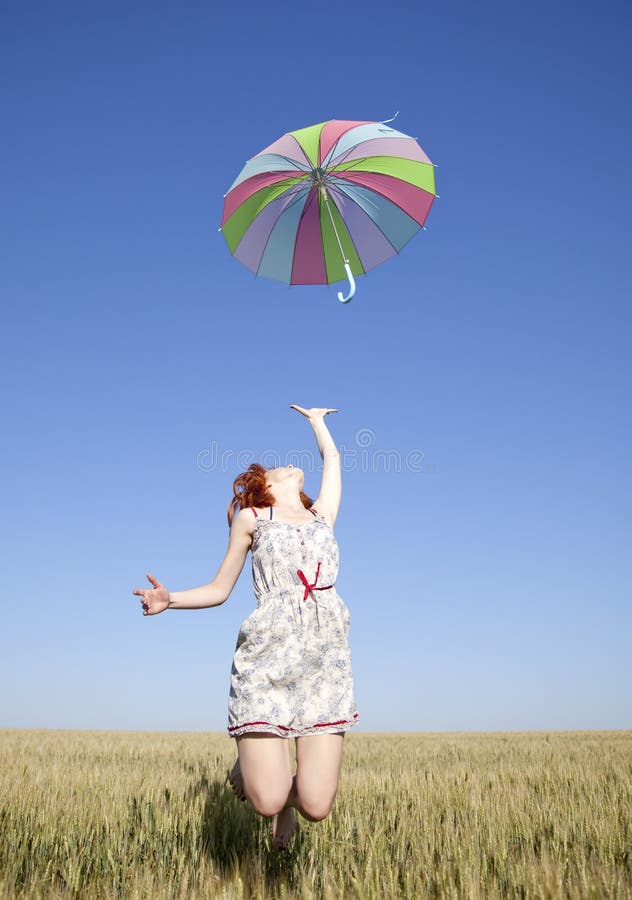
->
xmin=220 ymin=116 xmax=437 ymax=303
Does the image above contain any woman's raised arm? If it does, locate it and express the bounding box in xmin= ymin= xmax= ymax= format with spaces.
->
xmin=133 ymin=508 xmax=254 ymax=614
xmin=290 ymin=405 xmax=341 ymax=528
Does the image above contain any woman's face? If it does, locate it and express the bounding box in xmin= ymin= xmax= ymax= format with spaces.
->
xmin=266 ymin=464 xmax=304 ymax=492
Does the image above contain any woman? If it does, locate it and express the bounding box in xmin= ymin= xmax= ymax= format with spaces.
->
xmin=133 ymin=406 xmax=358 ymax=850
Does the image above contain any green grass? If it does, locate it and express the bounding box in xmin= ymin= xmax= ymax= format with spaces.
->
xmin=0 ymin=730 xmax=630 ymax=898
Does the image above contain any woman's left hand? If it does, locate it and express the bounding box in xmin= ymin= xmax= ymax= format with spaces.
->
xmin=290 ymin=405 xmax=338 ymax=420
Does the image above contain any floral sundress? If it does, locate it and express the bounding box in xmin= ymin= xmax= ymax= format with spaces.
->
xmin=227 ymin=506 xmax=359 ymax=738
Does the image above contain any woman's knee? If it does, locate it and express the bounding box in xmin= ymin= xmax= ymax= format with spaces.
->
xmin=247 ymin=787 xmax=288 ymax=818
xmin=297 ymin=792 xmax=336 ymax=822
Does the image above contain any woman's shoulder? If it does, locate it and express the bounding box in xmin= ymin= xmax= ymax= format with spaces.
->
xmin=231 ymin=506 xmax=261 ymax=534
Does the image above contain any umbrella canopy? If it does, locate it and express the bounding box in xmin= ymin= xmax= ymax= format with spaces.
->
xmin=220 ymin=118 xmax=437 ymax=301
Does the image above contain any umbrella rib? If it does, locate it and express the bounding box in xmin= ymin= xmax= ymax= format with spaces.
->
xmin=329 ymin=156 xmax=383 ymax=174
xmin=324 ymin=141 xmax=372 ymax=171
xmin=254 ymin=184 xmax=311 ymax=280
xmin=288 ymin=184 xmax=322 ymax=283
xmin=321 ymin=125 xmax=381 ymax=170
xmin=247 ymin=151 xmax=312 ymax=173
xmin=326 ymin=137 xmax=419 ymax=173
xmin=320 ymin=127 xmax=348 ymax=170
xmin=328 ymin=180 xmax=406 ymax=254
xmin=329 ymin=172 xmax=434 ymax=228
xmin=323 ymin=132 xmax=402 ymax=171
xmin=270 ymin=154 xmax=312 ymax=173
xmin=322 ymin=138 xmax=358 ymax=171
xmin=235 ymin=170 xmax=311 ymax=197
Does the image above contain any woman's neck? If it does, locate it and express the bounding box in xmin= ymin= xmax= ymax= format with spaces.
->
xmin=269 ymin=484 xmax=304 ymax=511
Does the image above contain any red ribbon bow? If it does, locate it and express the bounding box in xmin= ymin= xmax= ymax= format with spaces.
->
xmin=296 ymin=561 xmax=334 ymax=601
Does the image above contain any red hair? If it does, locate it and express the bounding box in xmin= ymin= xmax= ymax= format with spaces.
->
xmin=227 ymin=463 xmax=313 ymax=526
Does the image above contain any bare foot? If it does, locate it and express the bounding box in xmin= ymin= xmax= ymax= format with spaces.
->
xmin=228 ymin=758 xmax=246 ymax=801
xmin=271 ymin=806 xmax=296 ymax=851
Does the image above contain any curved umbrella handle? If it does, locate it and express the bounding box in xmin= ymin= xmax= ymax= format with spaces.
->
xmin=337 ymin=262 xmax=356 ymax=304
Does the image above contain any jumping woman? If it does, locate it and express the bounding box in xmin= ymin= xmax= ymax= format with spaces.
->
xmin=133 ymin=406 xmax=358 ymax=850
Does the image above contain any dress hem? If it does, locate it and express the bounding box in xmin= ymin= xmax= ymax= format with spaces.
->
xmin=228 ymin=712 xmax=359 ymax=739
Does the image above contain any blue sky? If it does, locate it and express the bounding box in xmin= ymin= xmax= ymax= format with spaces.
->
xmin=1 ymin=1 xmax=630 ymax=732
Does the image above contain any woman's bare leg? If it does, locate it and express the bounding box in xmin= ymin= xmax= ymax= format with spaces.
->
xmin=228 ymin=757 xmax=246 ymax=801
xmin=232 ymin=731 xmax=345 ymax=846
xmin=235 ymin=733 xmax=292 ymax=814
xmin=235 ymin=733 xmax=296 ymax=850
xmin=287 ymin=732 xmax=345 ymax=821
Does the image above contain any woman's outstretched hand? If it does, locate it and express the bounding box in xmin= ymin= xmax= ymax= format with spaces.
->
xmin=290 ymin=405 xmax=338 ymax=420
xmin=132 ymin=573 xmax=170 ymax=616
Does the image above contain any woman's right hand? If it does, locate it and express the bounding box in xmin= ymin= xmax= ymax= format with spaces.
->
xmin=132 ymin=572 xmax=171 ymax=616
xmin=290 ymin=405 xmax=338 ymax=421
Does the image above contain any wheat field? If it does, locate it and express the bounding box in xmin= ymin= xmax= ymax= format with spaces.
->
xmin=0 ymin=729 xmax=630 ymax=899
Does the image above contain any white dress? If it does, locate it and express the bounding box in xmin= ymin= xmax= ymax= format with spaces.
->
xmin=227 ymin=506 xmax=359 ymax=738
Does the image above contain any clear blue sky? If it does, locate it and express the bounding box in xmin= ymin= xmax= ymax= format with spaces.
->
xmin=1 ymin=1 xmax=630 ymax=732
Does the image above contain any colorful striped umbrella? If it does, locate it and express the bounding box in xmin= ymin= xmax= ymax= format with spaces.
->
xmin=220 ymin=117 xmax=437 ymax=302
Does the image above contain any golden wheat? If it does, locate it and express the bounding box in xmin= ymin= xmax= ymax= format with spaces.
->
xmin=0 ymin=730 xmax=630 ymax=899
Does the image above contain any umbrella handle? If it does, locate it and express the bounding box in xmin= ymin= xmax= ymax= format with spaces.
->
xmin=337 ymin=262 xmax=356 ymax=304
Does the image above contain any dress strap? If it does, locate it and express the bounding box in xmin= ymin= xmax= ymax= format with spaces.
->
xmin=251 ymin=507 xmax=258 ymax=518
xmin=269 ymin=506 xmax=273 ymax=519
xmin=309 ymin=507 xmax=318 ymax=516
